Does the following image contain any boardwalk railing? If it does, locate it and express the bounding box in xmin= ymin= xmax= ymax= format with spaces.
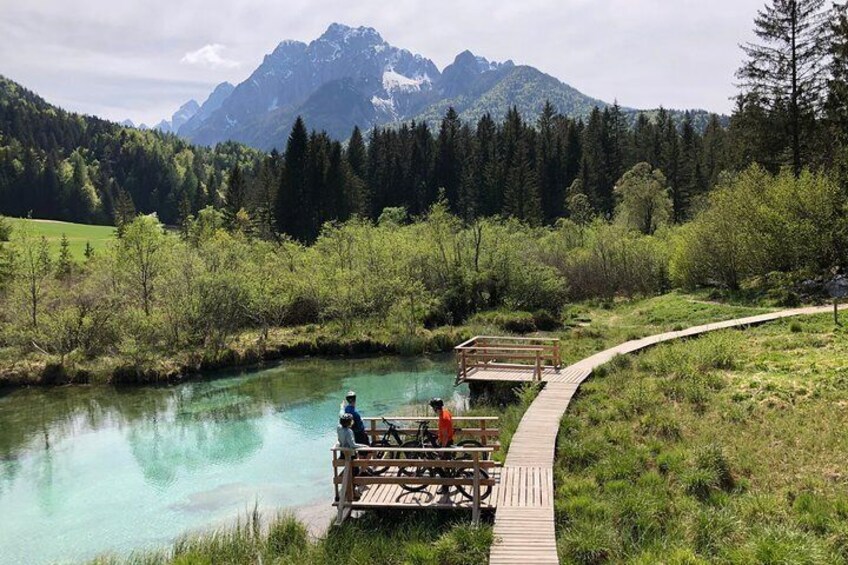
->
xmin=364 ymin=416 xmax=501 ymax=447
xmin=331 ymin=445 xmax=498 ymax=525
xmin=455 ymin=336 xmax=561 ymax=384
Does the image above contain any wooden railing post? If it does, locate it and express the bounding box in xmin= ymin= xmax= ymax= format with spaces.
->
xmin=461 ymin=350 xmax=467 ymax=380
xmin=336 ymin=450 xmax=353 ymax=526
xmin=480 ymin=419 xmax=487 ymax=447
xmin=535 ymin=349 xmax=541 ymax=381
xmin=554 ymin=340 xmax=561 ymax=368
xmin=472 ymin=451 xmax=481 ymax=525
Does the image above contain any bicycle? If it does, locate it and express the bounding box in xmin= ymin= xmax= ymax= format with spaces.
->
xmin=397 ymin=420 xmax=491 ymax=500
xmin=367 ymin=417 xmax=407 ymax=476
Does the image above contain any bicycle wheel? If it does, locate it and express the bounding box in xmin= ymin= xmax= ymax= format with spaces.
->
xmin=455 ymin=467 xmax=492 ymax=501
xmin=397 ymin=440 xmax=429 ymax=492
xmin=454 ymin=439 xmax=484 ymax=461
xmin=368 ymin=439 xmax=392 ymax=476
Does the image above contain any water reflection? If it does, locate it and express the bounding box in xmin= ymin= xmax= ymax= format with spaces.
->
xmin=0 ymin=354 xmax=463 ymax=565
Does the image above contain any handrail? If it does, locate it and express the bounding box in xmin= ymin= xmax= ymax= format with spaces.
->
xmin=332 ymin=445 xmax=496 ymax=454
xmin=331 ymin=444 xmax=492 ymax=525
xmin=454 ymin=336 xmax=562 ymax=384
xmin=364 ymin=416 xmax=500 ymax=421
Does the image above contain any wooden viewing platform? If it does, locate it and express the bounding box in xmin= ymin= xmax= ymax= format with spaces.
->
xmin=455 ymin=336 xmax=561 ymax=384
xmin=331 ymin=417 xmax=501 ymax=525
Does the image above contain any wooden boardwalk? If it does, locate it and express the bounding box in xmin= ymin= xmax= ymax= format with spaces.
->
xmin=488 ymin=305 xmax=836 ymax=565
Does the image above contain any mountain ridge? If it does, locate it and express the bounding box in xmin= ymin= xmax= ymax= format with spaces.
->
xmin=148 ymin=23 xmax=720 ymax=149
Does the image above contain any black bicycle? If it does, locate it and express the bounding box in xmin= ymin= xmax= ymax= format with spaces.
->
xmin=397 ymin=420 xmax=491 ymax=500
xmin=368 ymin=417 xmax=407 ymax=475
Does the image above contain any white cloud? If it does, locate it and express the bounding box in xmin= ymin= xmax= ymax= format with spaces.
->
xmin=180 ymin=44 xmax=240 ymax=69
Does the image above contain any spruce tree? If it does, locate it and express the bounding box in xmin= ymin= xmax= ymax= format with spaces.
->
xmin=434 ymin=107 xmax=464 ymax=212
xmin=276 ymin=117 xmax=309 ymax=239
xmin=347 ymin=126 xmax=367 ymax=180
xmin=113 ymin=188 xmax=136 ymax=238
xmin=827 ymin=2 xmax=848 ymax=151
xmin=83 ymin=242 xmax=94 ymax=261
xmin=736 ymin=0 xmax=832 ymax=175
xmin=536 ymin=100 xmax=565 ymax=222
xmin=57 ymin=233 xmax=72 ymax=279
xmin=224 ymin=163 xmax=247 ymax=231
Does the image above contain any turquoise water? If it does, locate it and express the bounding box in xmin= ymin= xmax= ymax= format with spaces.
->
xmin=0 ymin=356 xmax=466 ymax=564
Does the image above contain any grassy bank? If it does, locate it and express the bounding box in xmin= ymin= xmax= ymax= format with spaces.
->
xmin=0 ymin=291 xmax=775 ymax=387
xmin=554 ymin=313 xmax=848 ymax=563
xmin=91 ymin=510 xmax=492 ymax=565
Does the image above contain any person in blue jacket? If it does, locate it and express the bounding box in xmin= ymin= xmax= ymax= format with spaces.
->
xmin=342 ymin=390 xmax=370 ymax=446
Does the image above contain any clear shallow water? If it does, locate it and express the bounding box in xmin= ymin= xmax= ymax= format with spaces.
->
xmin=0 ymin=356 xmax=466 ymax=565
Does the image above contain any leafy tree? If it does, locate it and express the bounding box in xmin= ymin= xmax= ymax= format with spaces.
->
xmin=12 ymin=221 xmax=52 ymax=329
xmin=117 ymin=215 xmax=166 ymax=316
xmin=0 ymin=215 xmax=13 ymax=291
xmin=614 ymin=162 xmax=672 ymax=235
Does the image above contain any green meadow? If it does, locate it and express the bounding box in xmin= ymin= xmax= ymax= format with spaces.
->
xmin=6 ymin=217 xmax=115 ymax=260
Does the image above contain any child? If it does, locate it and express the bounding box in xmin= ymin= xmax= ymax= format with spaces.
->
xmin=337 ymin=413 xmax=367 ymax=501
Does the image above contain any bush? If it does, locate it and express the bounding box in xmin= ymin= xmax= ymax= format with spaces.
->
xmin=532 ymin=309 xmax=561 ymax=331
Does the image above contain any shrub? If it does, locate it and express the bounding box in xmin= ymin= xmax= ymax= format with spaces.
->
xmin=532 ymin=309 xmax=561 ymax=331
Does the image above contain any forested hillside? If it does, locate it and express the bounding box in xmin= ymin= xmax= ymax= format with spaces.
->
xmin=0 ymin=76 xmax=262 ymax=225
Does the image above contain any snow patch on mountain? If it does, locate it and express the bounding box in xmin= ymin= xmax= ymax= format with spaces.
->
xmin=382 ymin=69 xmax=429 ymax=92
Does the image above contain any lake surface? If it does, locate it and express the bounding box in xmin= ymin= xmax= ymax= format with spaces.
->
xmin=0 ymin=356 xmax=466 ymax=565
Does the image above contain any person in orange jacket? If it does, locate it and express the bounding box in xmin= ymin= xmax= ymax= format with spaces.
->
xmin=429 ymin=397 xmax=454 ymax=496
xmin=429 ymin=397 xmax=454 ymax=447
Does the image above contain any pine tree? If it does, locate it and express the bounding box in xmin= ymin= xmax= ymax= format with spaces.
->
xmin=679 ymin=112 xmax=705 ymax=214
xmin=113 ymin=188 xmax=136 ymax=238
xmin=223 ymin=163 xmax=247 ymax=231
xmin=701 ymin=114 xmax=729 ymax=189
xmin=57 ymin=233 xmax=72 ymax=279
xmin=178 ymin=193 xmax=193 ymax=241
xmin=434 ymin=107 xmax=464 ymax=213
xmin=736 ymin=0 xmax=832 ymax=175
xmin=501 ymin=108 xmax=542 ymax=224
xmin=827 ymin=3 xmax=848 ymax=151
xmin=580 ymin=107 xmax=613 ymax=215
xmin=84 ymin=241 xmax=94 ymax=262
xmin=657 ymin=110 xmax=683 ymax=221
xmin=347 ymin=126 xmax=367 ymax=180
xmin=536 ymin=101 xmax=565 ymax=222
xmin=276 ymin=117 xmax=309 ymax=239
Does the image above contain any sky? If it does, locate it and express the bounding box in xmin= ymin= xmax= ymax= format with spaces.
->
xmin=0 ymin=0 xmax=765 ymax=126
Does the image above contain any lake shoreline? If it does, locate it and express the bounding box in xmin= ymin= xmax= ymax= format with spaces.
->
xmin=0 ymin=326 xmax=470 ymax=389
